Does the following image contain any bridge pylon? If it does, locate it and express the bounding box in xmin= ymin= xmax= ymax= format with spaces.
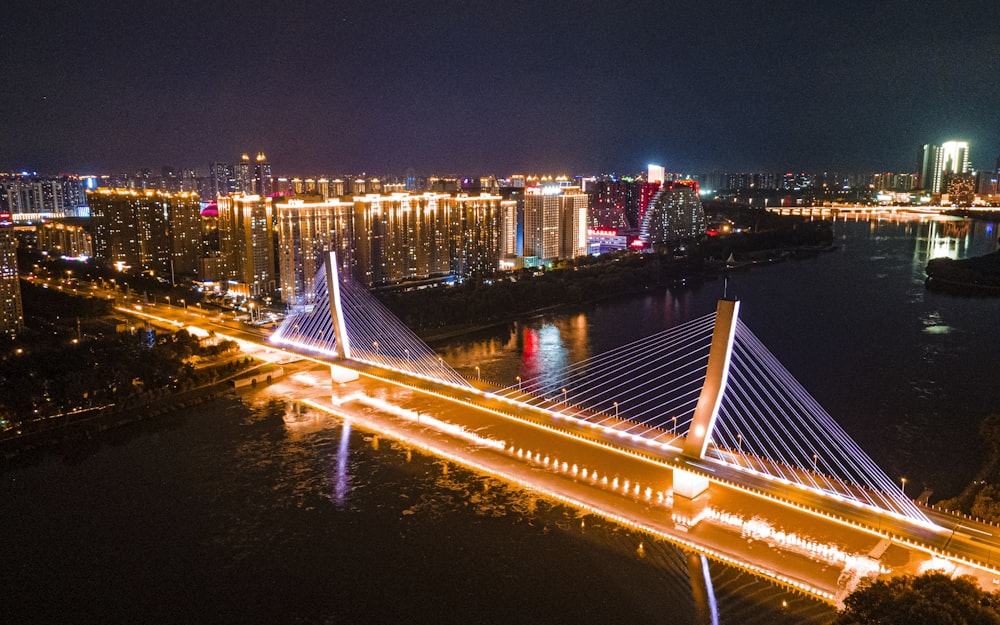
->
xmin=675 ymin=298 xmax=740 ymax=499
xmin=324 ymin=251 xmax=359 ymax=384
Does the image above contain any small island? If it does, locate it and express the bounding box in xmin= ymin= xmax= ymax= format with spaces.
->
xmin=926 ymin=251 xmax=1000 ymax=295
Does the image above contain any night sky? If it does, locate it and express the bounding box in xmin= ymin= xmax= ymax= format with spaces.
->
xmin=2 ymin=0 xmax=998 ymax=176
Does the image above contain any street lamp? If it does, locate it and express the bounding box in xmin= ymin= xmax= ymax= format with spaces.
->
xmin=812 ymin=454 xmax=818 ymax=472
xmin=737 ymin=434 xmax=743 ymax=455
xmin=901 ymin=477 xmax=907 ymax=496
xmin=179 ymin=298 xmax=186 ymax=312
xmin=475 ymin=366 xmax=480 ymax=380
xmin=613 ymin=401 xmax=618 ymax=418
xmin=672 ymin=416 xmax=677 ymax=435
xmin=562 ymin=388 xmax=568 ymax=403
xmin=515 ymin=376 xmax=521 ymax=390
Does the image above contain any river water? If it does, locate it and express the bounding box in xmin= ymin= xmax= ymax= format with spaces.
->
xmin=3 ymin=215 xmax=998 ymax=624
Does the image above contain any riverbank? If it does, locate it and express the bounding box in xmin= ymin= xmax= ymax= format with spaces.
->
xmin=0 ymin=382 xmax=236 ymax=462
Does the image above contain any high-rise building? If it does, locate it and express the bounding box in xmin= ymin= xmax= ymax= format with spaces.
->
xmin=275 ymin=192 xmax=510 ymax=301
xmin=216 ymin=194 xmax=276 ymax=297
xmin=0 ymin=227 xmax=23 ymax=338
xmin=945 ymin=174 xmax=976 ymax=206
xmin=523 ymin=186 xmax=588 ymax=263
xmin=0 ymin=174 xmax=88 ymax=218
xmin=37 ymin=222 xmax=93 ymax=259
xmin=253 ymin=152 xmax=272 ymax=196
xmin=559 ymin=188 xmax=588 ymax=260
xmin=918 ymin=141 xmax=971 ymax=193
xmin=640 ymin=181 xmax=706 ymax=246
xmin=87 ymin=189 xmax=202 ymax=277
xmin=648 ymin=164 xmax=665 ymax=185
xmin=275 ymin=197 xmax=355 ymax=306
xmin=235 ymin=154 xmax=253 ymax=195
xmin=209 ymin=162 xmax=235 ymax=198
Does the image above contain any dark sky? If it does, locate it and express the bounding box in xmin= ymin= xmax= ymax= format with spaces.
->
xmin=2 ymin=0 xmax=998 ymax=177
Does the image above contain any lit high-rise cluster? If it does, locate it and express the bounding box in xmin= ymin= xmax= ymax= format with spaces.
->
xmin=87 ymin=189 xmax=202 ymax=278
xmin=275 ymin=193 xmax=514 ymax=304
xmin=918 ymin=141 xmax=971 ymax=193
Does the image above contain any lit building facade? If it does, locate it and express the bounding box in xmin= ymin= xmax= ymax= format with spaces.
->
xmin=523 ymin=186 xmax=588 ymax=263
xmin=275 ymin=192 xmax=509 ymax=303
xmin=275 ymin=198 xmax=355 ymax=306
xmin=37 ymin=222 xmax=93 ymax=259
xmin=640 ymin=181 xmax=707 ymax=246
xmin=88 ymin=189 xmax=202 ymax=277
xmin=216 ymin=194 xmax=276 ymax=297
xmin=0 ymin=227 xmax=23 ymax=338
xmin=919 ymin=141 xmax=971 ymax=193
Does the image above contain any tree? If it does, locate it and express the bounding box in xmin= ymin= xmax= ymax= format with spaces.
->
xmin=836 ymin=573 xmax=1000 ymax=625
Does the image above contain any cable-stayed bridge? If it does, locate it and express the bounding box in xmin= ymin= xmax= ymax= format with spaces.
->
xmin=267 ymin=252 xmax=998 ymax=602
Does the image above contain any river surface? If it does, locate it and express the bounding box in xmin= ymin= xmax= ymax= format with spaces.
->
xmin=3 ymin=215 xmax=998 ymax=624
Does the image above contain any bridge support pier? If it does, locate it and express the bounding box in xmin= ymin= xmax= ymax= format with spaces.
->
xmin=330 ymin=364 xmax=359 ymax=384
xmin=673 ymin=468 xmax=710 ymax=500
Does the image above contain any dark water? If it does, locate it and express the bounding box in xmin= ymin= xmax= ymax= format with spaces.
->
xmin=441 ymin=216 xmax=1000 ymax=497
xmin=2 ymin=398 xmax=827 ymax=624
xmin=3 ymin=216 xmax=997 ymax=624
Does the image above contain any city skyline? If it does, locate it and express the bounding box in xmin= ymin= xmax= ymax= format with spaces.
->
xmin=3 ymin=0 xmax=998 ymax=176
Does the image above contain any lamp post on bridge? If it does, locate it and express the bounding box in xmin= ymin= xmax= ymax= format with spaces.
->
xmin=613 ymin=401 xmax=618 ymax=418
xmin=562 ymin=388 xmax=568 ymax=404
xmin=516 ymin=376 xmax=521 ymax=391
xmin=901 ymin=477 xmax=907 ymax=496
xmin=737 ymin=434 xmax=742 ymax=459
xmin=475 ymin=366 xmax=480 ymax=380
xmin=812 ymin=454 xmax=818 ymax=472
xmin=672 ymin=416 xmax=677 ymax=435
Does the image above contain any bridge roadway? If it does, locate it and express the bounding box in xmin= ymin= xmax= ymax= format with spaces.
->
xmin=119 ymin=300 xmax=1000 ymax=603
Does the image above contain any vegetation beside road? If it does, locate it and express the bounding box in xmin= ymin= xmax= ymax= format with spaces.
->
xmin=836 ymin=572 xmax=1000 ymax=625
xmin=936 ymin=414 xmax=1000 ymax=523
xmin=1 ymin=281 xmax=247 ymax=447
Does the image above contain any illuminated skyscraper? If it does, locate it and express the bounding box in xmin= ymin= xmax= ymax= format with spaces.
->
xmin=253 ymin=152 xmax=272 ymax=196
xmin=0 ymin=227 xmax=23 ymax=338
xmin=918 ymin=141 xmax=971 ymax=193
xmin=523 ymin=186 xmax=588 ymax=263
xmin=640 ymin=181 xmax=706 ymax=246
xmin=88 ymin=189 xmax=202 ymax=277
xmin=648 ymin=164 xmax=665 ymax=185
xmin=558 ymin=188 xmax=588 ymax=260
xmin=275 ymin=197 xmax=355 ymax=306
xmin=235 ymin=154 xmax=253 ymax=194
xmin=209 ymin=162 xmax=235 ymax=198
xmin=216 ymin=194 xmax=276 ymax=297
